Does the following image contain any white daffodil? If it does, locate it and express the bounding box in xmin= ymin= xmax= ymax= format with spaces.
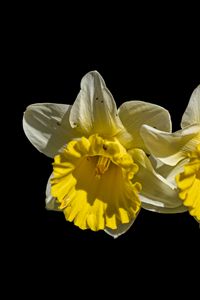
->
xmin=141 ymin=85 xmax=200 ymax=223
xmin=23 ymin=71 xmax=178 ymax=238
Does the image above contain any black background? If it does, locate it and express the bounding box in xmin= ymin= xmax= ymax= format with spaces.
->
xmin=13 ymin=4 xmax=200 ymax=289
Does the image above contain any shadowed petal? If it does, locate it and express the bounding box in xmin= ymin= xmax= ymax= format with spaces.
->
xmin=117 ymin=101 xmax=171 ymax=150
xmin=141 ymin=124 xmax=200 ymax=165
xmin=23 ymin=103 xmax=80 ymax=157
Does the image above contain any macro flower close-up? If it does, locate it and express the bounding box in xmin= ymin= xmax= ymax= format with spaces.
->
xmin=23 ymin=71 xmax=184 ymax=237
xmin=141 ymin=85 xmax=200 ymax=223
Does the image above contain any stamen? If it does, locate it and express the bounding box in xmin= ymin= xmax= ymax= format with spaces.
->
xmin=95 ymin=156 xmax=111 ymax=177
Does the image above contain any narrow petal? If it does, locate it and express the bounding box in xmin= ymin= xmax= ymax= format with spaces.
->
xmin=141 ymin=124 xmax=200 ymax=166
xmin=129 ymin=148 xmax=184 ymax=210
xmin=69 ymin=71 xmax=123 ymax=137
xmin=181 ymin=85 xmax=200 ymax=128
xmin=45 ymin=174 xmax=60 ymax=211
xmin=23 ymin=103 xmax=80 ymax=157
xmin=104 ymin=218 xmax=137 ymax=238
xmin=117 ymin=101 xmax=172 ymax=150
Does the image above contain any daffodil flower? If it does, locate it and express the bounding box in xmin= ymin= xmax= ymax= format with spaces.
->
xmin=141 ymin=85 xmax=200 ymax=222
xmin=23 ymin=71 xmax=177 ymax=237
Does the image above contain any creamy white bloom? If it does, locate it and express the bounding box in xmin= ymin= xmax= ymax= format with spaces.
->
xmin=141 ymin=85 xmax=200 ymax=221
xmin=23 ymin=71 xmax=178 ymax=237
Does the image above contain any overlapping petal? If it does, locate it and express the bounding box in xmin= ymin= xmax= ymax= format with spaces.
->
xmin=140 ymin=124 xmax=200 ymax=165
xmin=117 ymin=101 xmax=172 ymax=151
xmin=129 ymin=148 xmax=185 ymax=211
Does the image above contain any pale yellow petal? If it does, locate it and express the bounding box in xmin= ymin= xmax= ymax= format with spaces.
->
xmin=181 ymin=84 xmax=200 ymax=128
xmin=23 ymin=103 xmax=80 ymax=157
xmin=117 ymin=101 xmax=172 ymax=150
xmin=69 ymin=71 xmax=123 ymax=137
xmin=129 ymin=148 xmax=183 ymax=210
xmin=141 ymin=124 xmax=200 ymax=165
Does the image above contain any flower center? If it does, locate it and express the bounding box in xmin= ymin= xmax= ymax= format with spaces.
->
xmin=51 ymin=134 xmax=141 ymax=231
xmin=95 ymin=156 xmax=111 ymax=177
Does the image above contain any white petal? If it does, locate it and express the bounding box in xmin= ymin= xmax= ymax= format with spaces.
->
xmin=156 ymin=158 xmax=188 ymax=186
xmin=45 ymin=174 xmax=60 ymax=211
xmin=104 ymin=218 xmax=136 ymax=238
xmin=23 ymin=103 xmax=80 ymax=158
xmin=141 ymin=156 xmax=188 ymax=213
xmin=149 ymin=154 xmax=164 ymax=169
xmin=117 ymin=101 xmax=172 ymax=150
xmin=130 ymin=149 xmax=184 ymax=210
xmin=69 ymin=71 xmax=123 ymax=137
xmin=181 ymin=84 xmax=200 ymax=128
xmin=141 ymin=201 xmax=187 ymax=213
xmin=140 ymin=124 xmax=200 ymax=166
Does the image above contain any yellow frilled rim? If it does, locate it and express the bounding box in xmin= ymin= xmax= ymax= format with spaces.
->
xmin=176 ymin=144 xmax=200 ymax=221
xmin=51 ymin=134 xmax=142 ymax=231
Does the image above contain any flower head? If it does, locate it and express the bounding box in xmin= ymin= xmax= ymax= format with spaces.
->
xmin=24 ymin=71 xmax=175 ymax=236
xmin=141 ymin=85 xmax=200 ymax=222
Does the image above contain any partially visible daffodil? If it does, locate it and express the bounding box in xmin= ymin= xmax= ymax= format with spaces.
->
xmin=23 ymin=71 xmax=179 ymax=237
xmin=141 ymin=85 xmax=200 ymax=223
